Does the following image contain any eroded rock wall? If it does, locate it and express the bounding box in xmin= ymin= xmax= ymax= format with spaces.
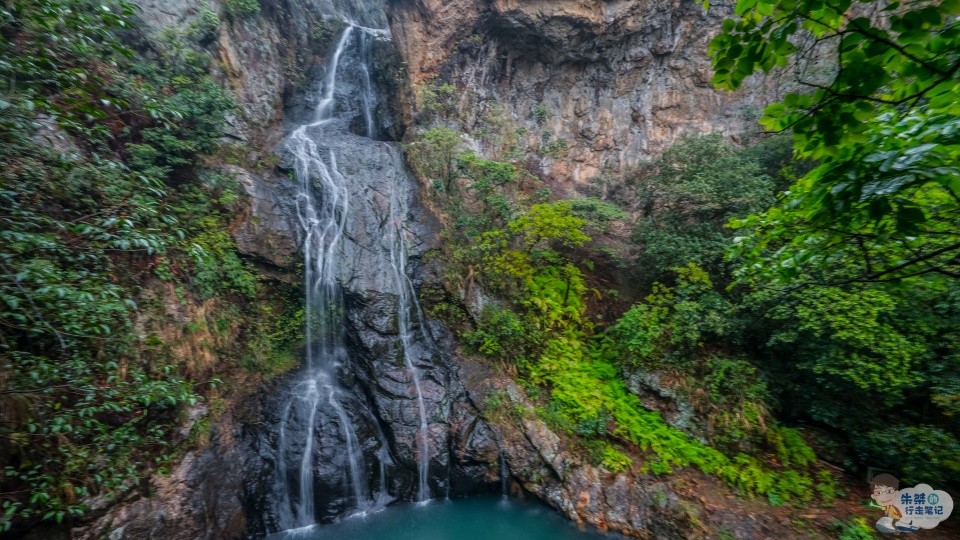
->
xmin=387 ymin=0 xmax=783 ymax=184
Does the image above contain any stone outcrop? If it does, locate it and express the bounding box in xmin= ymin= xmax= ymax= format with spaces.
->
xmin=387 ymin=0 xmax=784 ymax=183
xmin=457 ymin=356 xmax=811 ymax=539
xmin=228 ymin=165 xmax=301 ymax=269
xmin=73 ymin=410 xmax=251 ymax=540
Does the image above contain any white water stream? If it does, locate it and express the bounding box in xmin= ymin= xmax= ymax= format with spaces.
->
xmin=274 ymin=22 xmax=432 ymax=529
xmin=387 ymin=177 xmax=432 ymax=503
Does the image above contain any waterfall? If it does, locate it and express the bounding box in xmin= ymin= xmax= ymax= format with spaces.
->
xmin=273 ymin=21 xmax=434 ymax=530
xmin=275 ymin=24 xmax=363 ymax=529
xmin=327 ymin=383 xmax=369 ymax=506
xmin=359 ymin=398 xmax=395 ymax=505
xmin=357 ymin=29 xmax=377 ymax=139
xmin=387 ymin=175 xmax=432 ymax=503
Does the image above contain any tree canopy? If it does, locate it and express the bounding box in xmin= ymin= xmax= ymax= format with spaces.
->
xmin=709 ymin=0 xmax=960 ymax=285
xmin=629 ymin=134 xmax=776 ymax=281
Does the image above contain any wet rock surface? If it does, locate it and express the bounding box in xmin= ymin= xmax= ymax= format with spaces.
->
xmin=73 ymin=411 xmax=251 ymax=540
xmin=626 ymin=371 xmax=706 ymax=443
xmin=228 ymin=165 xmax=301 ymax=269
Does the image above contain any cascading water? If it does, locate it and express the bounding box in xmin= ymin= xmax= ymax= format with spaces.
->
xmin=500 ymin=451 xmax=509 ymax=498
xmin=274 ymin=24 xmax=359 ymax=530
xmin=272 ymin=21 xmax=433 ymax=531
xmin=387 ymin=177 xmax=432 ymax=503
xmin=357 ymin=29 xmax=377 ymax=139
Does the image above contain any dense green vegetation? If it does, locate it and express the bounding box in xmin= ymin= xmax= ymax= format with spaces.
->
xmin=627 ymin=133 xmax=777 ymax=282
xmin=710 ymin=0 xmax=960 ymax=285
xmin=408 ymin=84 xmax=832 ymax=505
xmin=410 ymin=0 xmax=960 ymax=504
xmin=0 ymin=0 xmax=300 ymax=531
xmin=704 ymin=0 xmax=960 ymax=490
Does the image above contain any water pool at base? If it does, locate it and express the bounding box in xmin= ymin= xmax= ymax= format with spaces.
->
xmin=266 ymin=496 xmax=610 ymax=540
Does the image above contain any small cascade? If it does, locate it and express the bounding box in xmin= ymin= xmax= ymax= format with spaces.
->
xmin=327 ymin=384 xmax=369 ymax=506
xmin=357 ymin=29 xmax=376 ymax=139
xmin=386 ymin=176 xmax=432 ymax=503
xmin=500 ymin=451 xmax=509 ymax=498
xmin=376 ymin=447 xmax=391 ymax=505
xmin=296 ymin=381 xmax=321 ymax=522
xmin=364 ymin=407 xmax=394 ymax=506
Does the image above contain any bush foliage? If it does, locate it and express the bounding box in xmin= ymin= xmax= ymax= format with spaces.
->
xmin=0 ymin=0 xmax=300 ymax=530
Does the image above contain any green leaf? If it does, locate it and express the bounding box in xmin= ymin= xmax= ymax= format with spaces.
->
xmin=735 ymin=0 xmax=758 ymax=16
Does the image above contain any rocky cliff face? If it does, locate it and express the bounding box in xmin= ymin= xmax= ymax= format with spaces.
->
xmin=133 ymin=0 xmax=384 ymax=145
xmin=73 ymin=2 xmax=504 ymax=538
xmin=387 ymin=0 xmax=782 ymax=185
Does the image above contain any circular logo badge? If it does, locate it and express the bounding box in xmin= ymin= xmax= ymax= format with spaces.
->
xmin=928 ymin=493 xmax=940 ymax=505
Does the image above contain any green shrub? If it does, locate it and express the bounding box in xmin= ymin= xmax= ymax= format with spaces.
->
xmin=187 ymin=7 xmax=220 ymax=44
xmin=629 ymin=133 xmax=775 ymax=281
xmin=463 ymin=306 xmax=535 ymax=362
xmin=768 ymin=287 xmax=926 ymax=401
xmin=458 ymin=152 xmax=517 ymax=187
xmin=599 ymin=444 xmax=632 ymax=473
xmin=508 ymin=201 xmax=591 ymax=252
xmin=418 ymin=81 xmax=458 ymax=120
xmin=188 ymin=216 xmax=258 ymax=299
xmin=541 ymin=137 xmax=568 ymax=158
xmin=405 ymin=127 xmax=461 ymax=190
xmin=600 ymin=264 xmax=735 ymax=371
xmin=603 ymin=303 xmax=664 ymax=367
xmin=766 ymin=426 xmax=816 ymax=468
xmin=833 ymin=517 xmax=877 ymax=540
xmin=224 ymin=0 xmax=260 ymax=18
xmin=243 ymin=294 xmax=304 ymax=378
xmin=852 ymin=426 xmax=960 ymax=486
xmin=816 ymin=470 xmax=841 ymax=506
xmin=772 ymin=470 xmax=814 ymax=503
xmin=567 ymin=198 xmax=628 ymax=230
xmin=705 ymin=358 xmax=768 ymax=405
xmin=532 ymin=103 xmax=549 ymax=125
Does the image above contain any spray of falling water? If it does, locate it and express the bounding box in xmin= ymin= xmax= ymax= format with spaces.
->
xmin=274 ymin=21 xmax=434 ymax=530
xmin=275 ymin=24 xmax=367 ymax=529
xmin=386 ymin=173 xmax=432 ymax=503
